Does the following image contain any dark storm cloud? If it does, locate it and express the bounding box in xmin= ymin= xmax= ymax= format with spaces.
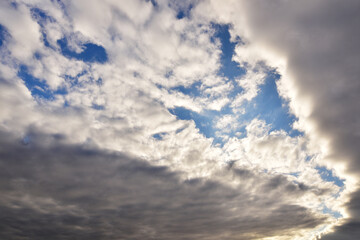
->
xmin=0 ymin=130 xmax=326 ymax=240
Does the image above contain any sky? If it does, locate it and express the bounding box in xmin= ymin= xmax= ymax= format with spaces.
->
xmin=0 ymin=0 xmax=359 ymax=239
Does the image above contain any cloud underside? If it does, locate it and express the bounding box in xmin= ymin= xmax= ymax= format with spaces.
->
xmin=0 ymin=132 xmax=326 ymax=240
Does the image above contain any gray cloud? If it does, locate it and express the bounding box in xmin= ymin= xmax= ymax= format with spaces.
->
xmin=321 ymin=221 xmax=360 ymax=240
xmin=0 ymin=130 xmax=327 ymax=240
xmin=321 ymin=188 xmax=360 ymax=240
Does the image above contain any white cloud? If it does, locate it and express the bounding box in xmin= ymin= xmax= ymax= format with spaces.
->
xmin=231 ymin=67 xmax=267 ymax=111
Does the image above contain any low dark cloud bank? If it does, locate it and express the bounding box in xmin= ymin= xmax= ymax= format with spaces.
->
xmin=0 ymin=131 xmax=326 ymax=240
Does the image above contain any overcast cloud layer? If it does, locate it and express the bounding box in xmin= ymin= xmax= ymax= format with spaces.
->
xmin=0 ymin=0 xmax=359 ymax=239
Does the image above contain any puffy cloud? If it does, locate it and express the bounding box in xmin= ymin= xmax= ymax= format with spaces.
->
xmin=231 ymin=66 xmax=267 ymax=111
xmin=0 ymin=1 xmax=42 ymax=62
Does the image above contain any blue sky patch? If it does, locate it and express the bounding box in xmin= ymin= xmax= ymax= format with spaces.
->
xmin=0 ymin=25 xmax=5 ymax=47
xmin=57 ymin=38 xmax=108 ymax=63
xmin=146 ymin=0 xmax=158 ymax=8
xmin=175 ymin=3 xmax=193 ymax=19
xmin=168 ymin=107 xmax=215 ymax=138
xmin=248 ymin=71 xmax=302 ymax=137
xmin=31 ymin=7 xmax=55 ymax=25
xmin=21 ymin=135 xmax=31 ymax=145
xmin=288 ymin=172 xmax=300 ymax=177
xmin=18 ymin=65 xmax=67 ymax=100
xmin=212 ymin=23 xmax=245 ymax=80
xmin=18 ymin=65 xmax=54 ymax=99
xmin=92 ymin=103 xmax=105 ymax=110
xmin=0 ymin=24 xmax=9 ymax=47
xmin=63 ymin=70 xmax=88 ymax=87
xmin=170 ymin=81 xmax=202 ymax=97
xmin=316 ymin=166 xmax=345 ymax=187
xmin=96 ymin=77 xmax=103 ymax=86
xmin=322 ymin=204 xmax=342 ymax=219
xmin=152 ymin=132 xmax=168 ymax=140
